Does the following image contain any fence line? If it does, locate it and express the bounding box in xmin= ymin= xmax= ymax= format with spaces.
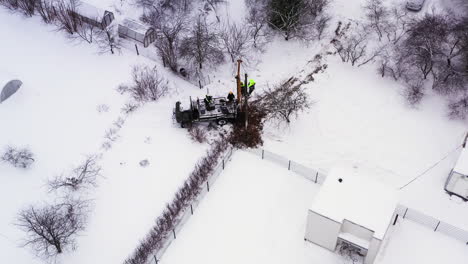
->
xmin=245 ymin=148 xmax=468 ymax=245
xmin=243 ymin=148 xmax=328 ymax=184
xmin=395 ymin=204 xmax=468 ymax=244
xmin=150 ymin=147 xmax=235 ymax=264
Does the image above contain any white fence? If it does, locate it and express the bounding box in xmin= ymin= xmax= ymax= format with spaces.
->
xmin=149 ymin=147 xmax=236 ymax=264
xmin=244 ymin=148 xmax=328 ymax=184
xmin=246 ymin=148 xmax=468 ymax=245
xmin=395 ymin=205 xmax=468 ymax=244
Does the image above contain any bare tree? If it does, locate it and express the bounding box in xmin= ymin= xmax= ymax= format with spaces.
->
xmin=363 ymin=0 xmax=388 ymax=41
xmin=48 ymin=156 xmax=101 ymax=192
xmin=220 ymin=21 xmax=251 ymax=62
xmin=315 ymin=13 xmax=331 ymax=40
xmin=267 ymin=0 xmax=330 ymax=41
xmin=245 ymin=0 xmax=270 ymax=49
xmin=16 ymin=199 xmax=87 ymax=258
xmin=142 ymin=10 xmax=186 ymax=72
xmin=179 ymin=16 xmax=224 ymax=70
xmin=1 ymin=146 xmax=34 ymax=169
xmin=259 ymin=77 xmax=311 ymax=124
xmin=205 ymin=0 xmax=225 ymax=23
xmin=332 ymin=23 xmax=379 ymax=67
xmin=384 ymin=5 xmax=410 ymax=44
xmin=120 ymin=65 xmax=169 ymax=102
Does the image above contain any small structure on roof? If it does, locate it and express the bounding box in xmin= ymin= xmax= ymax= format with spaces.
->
xmin=1 ymin=79 xmax=22 ymax=103
xmin=445 ymin=135 xmax=468 ymax=200
xmin=71 ymin=2 xmax=114 ymax=29
xmin=118 ymin=18 xmax=156 ymax=48
xmin=304 ymin=167 xmax=398 ymax=264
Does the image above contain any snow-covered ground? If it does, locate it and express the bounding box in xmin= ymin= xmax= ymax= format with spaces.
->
xmin=0 ymin=7 xmax=208 ymax=264
xmin=159 ymin=151 xmax=468 ymax=264
xmin=1 ymin=0 xmax=468 ymax=263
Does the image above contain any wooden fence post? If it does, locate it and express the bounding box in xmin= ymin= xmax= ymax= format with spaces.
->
xmin=434 ymin=221 xmax=440 ymax=232
xmin=315 ymin=172 xmax=318 ymax=183
xmin=403 ymin=208 xmax=409 ymax=219
xmin=173 ymin=229 xmax=176 ymax=239
xmin=262 ymin=150 xmax=264 ymax=159
xmin=190 ymin=204 xmax=193 ymax=215
xmin=154 ymin=255 xmax=158 ymax=264
xmin=288 ymin=160 xmax=291 ymax=170
xmin=393 ymin=214 xmax=399 ymax=225
xmin=135 ymin=44 xmax=139 ymax=55
xmin=222 ymin=159 xmax=225 ymax=170
xmin=207 ymin=181 xmax=210 ymax=192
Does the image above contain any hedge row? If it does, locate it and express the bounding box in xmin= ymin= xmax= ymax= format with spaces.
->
xmin=124 ymin=139 xmax=230 ymax=264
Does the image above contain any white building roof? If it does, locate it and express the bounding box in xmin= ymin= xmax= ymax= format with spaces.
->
xmin=310 ymin=167 xmax=398 ymax=239
xmin=75 ymin=2 xmax=106 ymax=20
xmin=121 ymin=18 xmax=151 ymax=35
xmin=454 ymin=147 xmax=468 ymax=175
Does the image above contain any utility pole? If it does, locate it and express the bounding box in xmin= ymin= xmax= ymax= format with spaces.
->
xmin=236 ymin=59 xmax=242 ymax=108
xmin=244 ymin=73 xmax=248 ymax=128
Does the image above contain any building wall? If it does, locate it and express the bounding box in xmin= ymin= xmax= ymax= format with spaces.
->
xmin=340 ymin=219 xmax=374 ymax=242
xmin=365 ymin=237 xmax=381 ymax=264
xmin=305 ymin=210 xmax=341 ymax=250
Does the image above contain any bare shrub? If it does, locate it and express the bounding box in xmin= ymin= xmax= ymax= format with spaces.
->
xmin=448 ymin=96 xmax=468 ymax=120
xmin=55 ymin=0 xmax=79 ymax=34
xmin=188 ymin=126 xmax=207 ymax=143
xmin=16 ymin=199 xmax=87 ymax=258
xmin=121 ymin=65 xmax=169 ymax=102
xmin=403 ymin=78 xmax=425 ymax=106
xmin=96 ymin=25 xmax=121 ymax=54
xmin=228 ymin=103 xmax=266 ymax=148
xmin=259 ymin=77 xmax=311 ymax=124
xmin=1 ymin=146 xmax=35 ymax=169
xmin=36 ymin=0 xmax=56 ymax=23
xmin=121 ymin=102 xmax=139 ymax=114
xmin=48 ymin=156 xmax=101 ymax=192
xmin=332 ymin=23 xmax=379 ymax=67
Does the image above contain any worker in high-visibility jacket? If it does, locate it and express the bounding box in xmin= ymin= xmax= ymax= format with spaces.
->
xmin=240 ymin=79 xmax=256 ymax=96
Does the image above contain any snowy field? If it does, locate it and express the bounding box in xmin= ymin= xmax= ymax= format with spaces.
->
xmin=0 ymin=7 xmax=209 ymax=264
xmin=1 ymin=0 xmax=468 ymax=263
xmin=159 ymin=151 xmax=468 ymax=264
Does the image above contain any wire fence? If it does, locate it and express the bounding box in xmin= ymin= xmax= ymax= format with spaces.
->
xmin=245 ymin=148 xmax=468 ymax=245
xmin=244 ymin=148 xmax=328 ymax=184
xmin=149 ymin=147 xmax=236 ymax=264
xmin=120 ymin=39 xmax=159 ymax=62
xmin=394 ymin=204 xmax=468 ymax=244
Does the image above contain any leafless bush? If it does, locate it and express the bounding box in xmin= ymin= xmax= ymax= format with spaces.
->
xmin=384 ymin=5 xmax=410 ymax=44
xmin=48 ymin=156 xmax=101 ymax=192
xmin=0 ymin=0 xmax=19 ymax=10
xmin=221 ymin=21 xmax=252 ymax=62
xmin=36 ymin=0 xmax=56 ymax=23
xmin=403 ymin=78 xmax=425 ymax=106
xmin=188 ymin=126 xmax=207 ymax=143
xmin=332 ymin=22 xmax=379 ymax=67
xmin=259 ymin=77 xmax=311 ymax=124
xmin=16 ymin=198 xmax=88 ymax=259
xmin=55 ymin=0 xmax=79 ymax=34
xmin=448 ymin=96 xmax=468 ymax=120
xmin=120 ymin=65 xmax=169 ymax=102
xmin=228 ymin=103 xmax=266 ymax=148
xmin=1 ymin=146 xmax=35 ymax=169
xmin=179 ymin=16 xmax=224 ymax=70
xmin=121 ymin=102 xmax=139 ymax=114
xmin=96 ymin=25 xmax=121 ymax=54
